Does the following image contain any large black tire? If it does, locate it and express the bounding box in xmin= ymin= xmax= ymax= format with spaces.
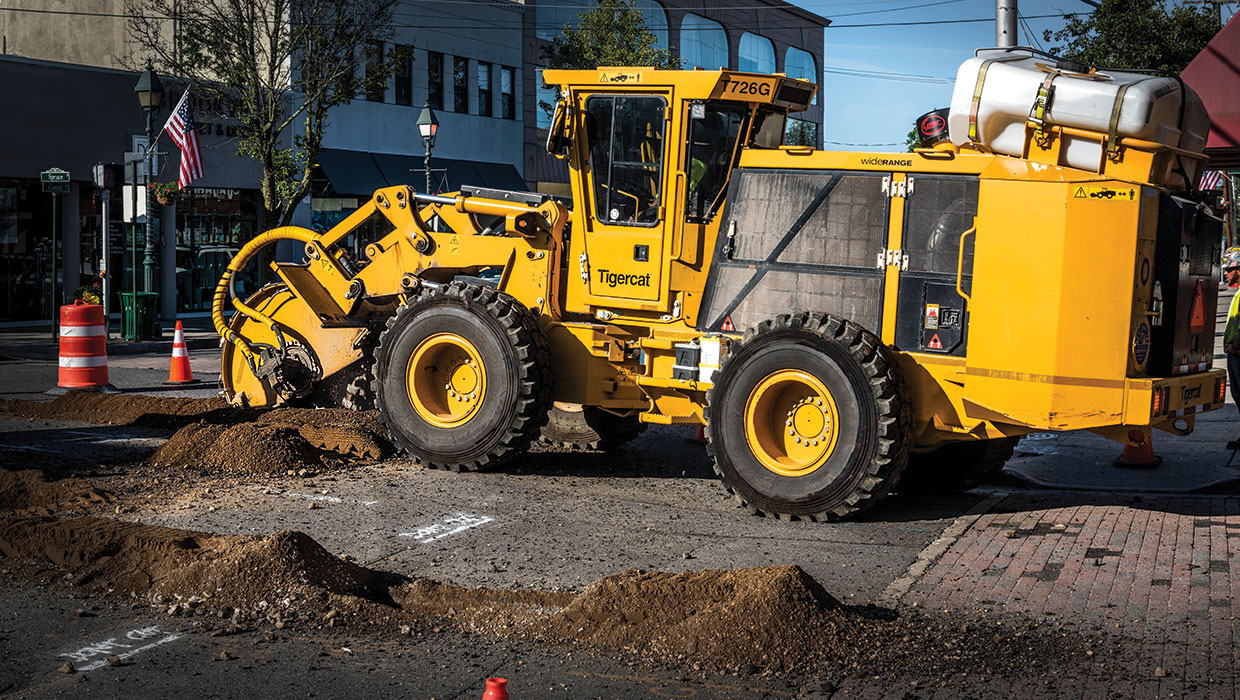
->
xmin=705 ymin=313 xmax=912 ymax=521
xmin=897 ymin=437 xmax=1019 ymax=493
xmin=371 ymin=282 xmax=553 ymax=471
xmin=539 ymin=403 xmax=646 ymax=451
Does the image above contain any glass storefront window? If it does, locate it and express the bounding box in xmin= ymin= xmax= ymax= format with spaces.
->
xmin=738 ymin=33 xmax=775 ymax=74
xmin=173 ymin=187 xmax=260 ymax=313
xmin=785 ymin=47 xmax=818 ymax=105
xmin=680 ymin=13 xmax=728 ymax=70
xmin=0 ymin=180 xmax=57 ymax=322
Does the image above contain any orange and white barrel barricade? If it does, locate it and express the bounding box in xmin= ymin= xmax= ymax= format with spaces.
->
xmin=57 ymin=301 xmax=112 ymax=389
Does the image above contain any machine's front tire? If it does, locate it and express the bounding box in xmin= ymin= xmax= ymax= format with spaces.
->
xmin=705 ymin=313 xmax=912 ymax=521
xmin=540 ymin=403 xmax=646 ymax=451
xmin=898 ymin=437 xmax=1019 ymax=493
xmin=372 ymin=282 xmax=553 ymax=471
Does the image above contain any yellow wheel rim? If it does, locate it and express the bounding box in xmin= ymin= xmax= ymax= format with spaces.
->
xmin=407 ymin=333 xmax=487 ymax=428
xmin=743 ymin=369 xmax=840 ymax=477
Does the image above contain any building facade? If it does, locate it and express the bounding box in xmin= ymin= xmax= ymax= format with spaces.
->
xmin=521 ymin=0 xmax=829 ymax=194
xmin=0 ymin=0 xmax=526 ymax=322
xmin=0 ymin=0 xmax=826 ymax=322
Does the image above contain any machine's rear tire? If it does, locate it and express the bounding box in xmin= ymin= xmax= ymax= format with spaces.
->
xmin=705 ymin=313 xmax=912 ymax=521
xmin=371 ymin=282 xmax=553 ymax=471
xmin=898 ymin=437 xmax=1019 ymax=493
xmin=540 ymin=403 xmax=646 ymax=451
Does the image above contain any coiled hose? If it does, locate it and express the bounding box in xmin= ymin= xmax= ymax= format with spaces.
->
xmin=212 ymin=226 xmax=319 ymax=369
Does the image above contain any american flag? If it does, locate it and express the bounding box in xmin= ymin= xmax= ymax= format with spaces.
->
xmin=163 ymin=90 xmax=203 ymax=187
xmin=1200 ymin=169 xmax=1224 ymax=191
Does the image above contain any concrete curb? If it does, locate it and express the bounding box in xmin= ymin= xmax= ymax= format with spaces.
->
xmin=1000 ymin=465 xmax=1240 ymax=494
xmin=106 ymin=337 xmax=220 ymax=356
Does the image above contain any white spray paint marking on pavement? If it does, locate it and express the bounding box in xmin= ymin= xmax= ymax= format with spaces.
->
xmin=60 ymin=625 xmax=183 ymax=672
xmin=1017 ymin=432 xmax=1060 ymax=456
xmin=399 ymin=513 xmax=494 ymax=542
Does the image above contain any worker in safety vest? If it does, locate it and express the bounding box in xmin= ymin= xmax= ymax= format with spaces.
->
xmin=1224 ymin=247 xmax=1240 ymax=449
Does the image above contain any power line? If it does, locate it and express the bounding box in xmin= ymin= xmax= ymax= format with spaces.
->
xmin=828 ymin=12 xmax=1087 ymax=28
xmin=822 ymin=67 xmax=953 ymax=84
xmin=0 ymin=5 xmax=1087 ymax=32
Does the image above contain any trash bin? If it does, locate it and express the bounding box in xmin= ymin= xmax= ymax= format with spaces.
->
xmin=120 ymin=292 xmax=161 ymax=341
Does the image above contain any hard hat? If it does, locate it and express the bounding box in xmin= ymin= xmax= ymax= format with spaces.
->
xmin=1225 ymin=247 xmax=1240 ymax=271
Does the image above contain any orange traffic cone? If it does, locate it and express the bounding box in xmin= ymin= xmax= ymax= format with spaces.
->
xmin=481 ymin=677 xmax=508 ymax=700
xmin=165 ymin=320 xmax=197 ymax=384
xmin=1114 ymin=428 xmax=1161 ymax=469
xmin=686 ymin=425 xmax=707 ymax=446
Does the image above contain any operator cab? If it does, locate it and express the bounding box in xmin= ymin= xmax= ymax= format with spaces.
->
xmin=541 ymin=68 xmax=816 ymax=321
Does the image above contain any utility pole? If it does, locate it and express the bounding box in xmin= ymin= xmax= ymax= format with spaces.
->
xmin=996 ymin=0 xmax=1018 ymax=47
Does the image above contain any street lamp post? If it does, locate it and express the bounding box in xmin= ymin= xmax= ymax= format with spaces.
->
xmin=417 ymin=102 xmax=439 ymax=195
xmin=133 ymin=63 xmax=164 ymax=295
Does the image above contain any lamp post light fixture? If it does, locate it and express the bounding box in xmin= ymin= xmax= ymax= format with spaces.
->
xmin=416 ymin=101 xmax=439 ymax=195
xmin=133 ymin=62 xmax=164 ymax=295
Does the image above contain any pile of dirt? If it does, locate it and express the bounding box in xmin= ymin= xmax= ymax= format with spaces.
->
xmin=0 ymin=516 xmax=382 ymax=612
xmin=148 ymin=408 xmax=392 ymax=475
xmin=542 ymin=566 xmax=862 ymax=674
xmin=0 ymin=471 xmax=112 ymax=515
xmin=257 ymin=408 xmax=389 ymax=461
xmin=148 ymin=422 xmax=323 ymax=475
xmin=536 ymin=566 xmax=1082 ymax=679
xmin=0 ymin=514 xmax=1087 ymax=680
xmin=0 ymin=391 xmax=233 ymax=428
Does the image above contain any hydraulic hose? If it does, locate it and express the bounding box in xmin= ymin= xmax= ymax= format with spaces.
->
xmin=212 ymin=226 xmax=319 ymax=364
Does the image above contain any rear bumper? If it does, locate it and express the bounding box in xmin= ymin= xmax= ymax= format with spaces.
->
xmin=1126 ymin=369 xmax=1227 ymax=426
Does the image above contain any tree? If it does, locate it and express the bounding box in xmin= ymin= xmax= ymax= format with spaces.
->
xmin=905 ymin=126 xmax=919 ymax=153
xmin=1042 ymin=0 xmax=1219 ymax=73
xmin=540 ymin=0 xmax=681 ymax=72
xmin=126 ymin=0 xmax=397 ymax=227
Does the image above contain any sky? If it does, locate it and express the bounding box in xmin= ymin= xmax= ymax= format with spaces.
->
xmin=791 ymin=0 xmax=1238 ymax=152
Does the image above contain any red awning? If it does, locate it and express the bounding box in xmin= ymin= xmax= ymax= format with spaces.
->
xmin=1182 ymin=13 xmax=1240 ymax=167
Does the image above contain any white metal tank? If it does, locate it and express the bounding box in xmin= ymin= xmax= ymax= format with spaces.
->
xmin=947 ymin=48 xmax=1209 ymax=185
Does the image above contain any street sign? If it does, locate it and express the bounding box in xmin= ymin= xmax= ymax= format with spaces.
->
xmin=41 ymin=167 xmax=71 ymax=193
xmin=40 ymin=167 xmax=70 ymax=183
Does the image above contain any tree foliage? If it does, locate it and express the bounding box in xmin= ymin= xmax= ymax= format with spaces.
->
xmin=126 ymin=0 xmax=397 ymax=227
xmin=1042 ymin=0 xmax=1219 ymax=73
xmin=905 ymin=126 xmax=919 ymax=153
xmin=540 ymin=0 xmax=681 ymax=71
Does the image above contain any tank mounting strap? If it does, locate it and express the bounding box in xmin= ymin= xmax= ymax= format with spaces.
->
xmin=1105 ymin=83 xmax=1132 ymax=161
xmin=969 ymin=55 xmax=1024 ymax=142
xmin=1029 ymin=72 xmax=1058 ymax=147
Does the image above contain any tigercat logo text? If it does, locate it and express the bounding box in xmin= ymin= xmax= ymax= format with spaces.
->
xmin=1182 ymin=384 xmax=1202 ymax=402
xmin=597 ymin=269 xmax=651 ymax=288
xmin=860 ymin=157 xmax=912 ymax=167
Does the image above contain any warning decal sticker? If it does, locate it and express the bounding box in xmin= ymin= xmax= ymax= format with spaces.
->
xmin=927 ymin=334 xmax=943 ymax=350
xmin=1072 ymin=186 xmax=1137 ymax=201
xmin=924 ymin=304 xmax=940 ymax=330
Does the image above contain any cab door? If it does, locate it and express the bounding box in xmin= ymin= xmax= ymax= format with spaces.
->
xmin=579 ymin=93 xmax=672 ymax=310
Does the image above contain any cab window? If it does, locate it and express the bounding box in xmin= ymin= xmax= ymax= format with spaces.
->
xmin=750 ymin=107 xmax=786 ymax=149
xmin=684 ymin=102 xmax=748 ymax=224
xmin=584 ymin=95 xmax=666 ymax=226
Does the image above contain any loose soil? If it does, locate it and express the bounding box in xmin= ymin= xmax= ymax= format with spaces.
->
xmin=0 ymin=394 xmax=1098 ymax=684
xmin=0 ymin=512 xmax=1091 ymax=683
xmin=0 ymin=391 xmax=234 ymax=428
xmin=0 ymin=470 xmax=113 ymax=515
xmin=0 ymin=391 xmax=393 ymax=476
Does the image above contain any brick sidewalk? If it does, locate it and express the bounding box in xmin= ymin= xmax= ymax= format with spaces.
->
xmin=900 ymin=493 xmax=1239 ymax=699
